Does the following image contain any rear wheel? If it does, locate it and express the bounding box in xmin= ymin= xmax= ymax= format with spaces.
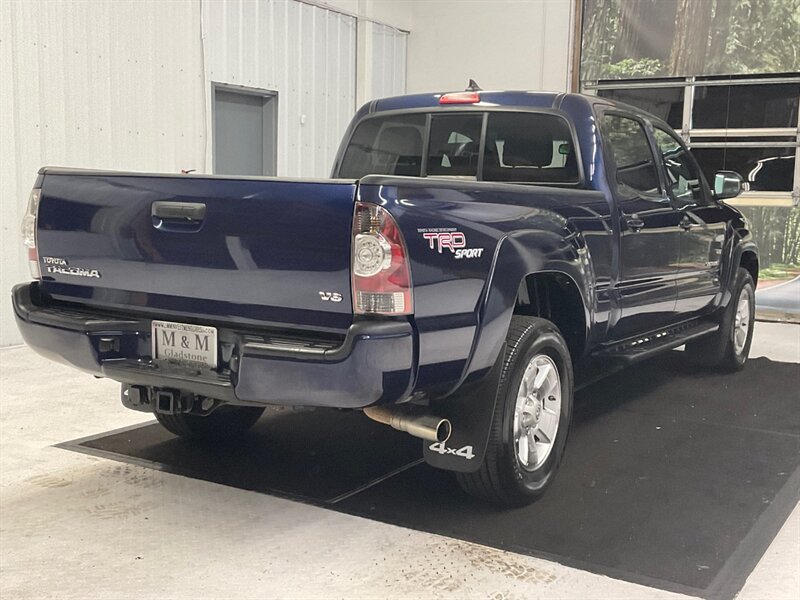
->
xmin=456 ymin=316 xmax=574 ymax=507
xmin=685 ymin=267 xmax=755 ymax=372
xmin=155 ymin=404 xmax=265 ymax=441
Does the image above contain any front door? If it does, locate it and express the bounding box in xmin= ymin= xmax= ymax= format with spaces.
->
xmin=600 ymin=113 xmax=682 ymax=339
xmin=652 ymin=127 xmax=726 ymax=315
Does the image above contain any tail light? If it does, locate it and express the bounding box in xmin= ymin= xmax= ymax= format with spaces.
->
xmin=21 ymin=189 xmax=41 ymax=280
xmin=352 ymin=202 xmax=413 ymax=315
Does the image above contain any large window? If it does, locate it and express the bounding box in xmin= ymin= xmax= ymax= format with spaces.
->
xmin=598 ymin=87 xmax=684 ymax=129
xmin=594 ymin=74 xmax=800 ymax=204
xmin=692 ymin=83 xmax=799 ymax=129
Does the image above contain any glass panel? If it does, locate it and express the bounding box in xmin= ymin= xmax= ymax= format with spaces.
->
xmin=598 ymin=87 xmax=684 ymax=128
xmin=482 ymin=113 xmax=580 ymax=184
xmin=693 ymin=83 xmax=800 ymax=129
xmin=653 ymin=128 xmax=707 ymax=204
xmin=339 ymin=114 xmax=426 ymax=179
xmin=426 ymin=114 xmax=483 ymax=177
xmin=581 ymin=0 xmax=800 ymax=81
xmin=736 ymin=206 xmax=800 ymax=285
xmin=601 ymin=114 xmax=661 ymax=195
xmin=690 ymin=147 xmax=796 ymax=192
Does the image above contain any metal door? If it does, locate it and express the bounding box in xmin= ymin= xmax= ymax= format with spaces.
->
xmin=214 ymin=87 xmax=277 ymax=177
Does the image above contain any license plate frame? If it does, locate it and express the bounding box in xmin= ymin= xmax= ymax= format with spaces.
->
xmin=151 ymin=320 xmax=218 ymax=368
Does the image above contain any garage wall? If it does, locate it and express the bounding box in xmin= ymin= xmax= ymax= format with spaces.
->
xmin=203 ymin=0 xmax=356 ymax=178
xmin=401 ymin=0 xmax=575 ymax=94
xmin=0 ymin=0 xmax=207 ymax=347
xmin=1 ymin=0 xmax=572 ymax=347
xmin=369 ymin=23 xmax=408 ymax=100
xmin=0 ymin=0 xmax=393 ymax=347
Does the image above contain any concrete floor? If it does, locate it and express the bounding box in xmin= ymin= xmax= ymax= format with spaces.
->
xmin=1 ymin=322 xmax=798 ymax=599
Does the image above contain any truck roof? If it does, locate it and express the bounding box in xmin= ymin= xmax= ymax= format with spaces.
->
xmin=363 ymin=90 xmax=661 ymax=127
xmin=368 ymin=90 xmax=566 ymax=113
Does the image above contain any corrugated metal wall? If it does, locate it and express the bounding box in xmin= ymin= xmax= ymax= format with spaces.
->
xmin=0 ymin=0 xmax=363 ymax=346
xmin=0 ymin=0 xmax=207 ymax=347
xmin=203 ymin=0 xmax=356 ymax=177
xmin=369 ymin=23 xmax=407 ymax=100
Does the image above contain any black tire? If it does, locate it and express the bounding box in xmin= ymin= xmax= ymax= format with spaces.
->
xmin=155 ymin=404 xmax=265 ymax=441
xmin=456 ymin=316 xmax=574 ymax=507
xmin=685 ymin=267 xmax=755 ymax=372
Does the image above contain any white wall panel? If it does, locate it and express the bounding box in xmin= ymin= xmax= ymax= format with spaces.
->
xmin=400 ymin=0 xmax=573 ymax=94
xmin=370 ymin=23 xmax=407 ymax=100
xmin=203 ymin=0 xmax=356 ymax=177
xmin=0 ymin=0 xmax=205 ymax=346
xmin=0 ymin=0 xmax=362 ymax=346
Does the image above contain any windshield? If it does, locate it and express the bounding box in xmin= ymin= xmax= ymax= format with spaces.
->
xmin=338 ymin=111 xmax=579 ymax=184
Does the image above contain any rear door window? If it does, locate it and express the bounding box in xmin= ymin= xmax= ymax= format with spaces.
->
xmin=601 ymin=114 xmax=661 ymax=196
xmin=482 ymin=113 xmax=579 ymax=183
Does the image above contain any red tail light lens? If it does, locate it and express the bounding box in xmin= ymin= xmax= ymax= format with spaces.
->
xmin=439 ymin=91 xmax=480 ymax=104
xmin=352 ymin=202 xmax=413 ymax=315
xmin=21 ymin=189 xmax=41 ymax=280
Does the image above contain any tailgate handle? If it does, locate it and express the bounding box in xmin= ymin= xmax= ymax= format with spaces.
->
xmin=152 ymin=201 xmax=206 ymax=222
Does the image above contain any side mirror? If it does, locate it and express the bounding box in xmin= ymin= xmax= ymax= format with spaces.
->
xmin=714 ymin=171 xmax=745 ymax=200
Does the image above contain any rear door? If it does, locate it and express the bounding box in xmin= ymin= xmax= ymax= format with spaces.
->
xmin=600 ymin=112 xmax=682 ymax=339
xmin=651 ymin=127 xmax=726 ymax=316
xmin=36 ymin=171 xmax=357 ymax=333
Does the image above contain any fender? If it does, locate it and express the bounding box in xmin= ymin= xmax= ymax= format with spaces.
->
xmin=717 ymin=206 xmax=758 ymax=314
xmin=425 ymin=232 xmax=592 ymax=473
xmin=449 ymin=229 xmax=592 ymax=396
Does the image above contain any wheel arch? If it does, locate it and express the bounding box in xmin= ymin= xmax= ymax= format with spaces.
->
xmin=459 ymin=232 xmax=593 ymax=392
xmin=740 ymin=249 xmax=759 ymax=287
xmin=513 ymin=271 xmax=589 ymax=362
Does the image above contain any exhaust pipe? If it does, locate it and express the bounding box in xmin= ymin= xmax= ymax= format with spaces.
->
xmin=363 ymin=406 xmax=452 ymax=443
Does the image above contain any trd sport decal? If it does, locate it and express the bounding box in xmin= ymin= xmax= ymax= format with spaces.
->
xmin=418 ymin=228 xmax=484 ymax=259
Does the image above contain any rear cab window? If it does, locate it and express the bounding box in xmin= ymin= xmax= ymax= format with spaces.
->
xmin=484 ymin=113 xmax=578 ymax=183
xmin=338 ymin=110 xmax=580 ymax=185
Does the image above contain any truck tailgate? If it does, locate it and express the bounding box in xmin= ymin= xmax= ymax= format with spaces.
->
xmin=36 ymin=171 xmax=357 ymax=333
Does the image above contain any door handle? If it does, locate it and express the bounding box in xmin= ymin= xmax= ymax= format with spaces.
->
xmin=625 ymin=215 xmax=645 ymax=232
xmin=152 ymin=201 xmax=206 ymax=222
xmin=679 ymin=216 xmax=700 ymax=231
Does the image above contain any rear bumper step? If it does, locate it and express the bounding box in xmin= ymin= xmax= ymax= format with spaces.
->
xmin=12 ymin=283 xmax=415 ymax=408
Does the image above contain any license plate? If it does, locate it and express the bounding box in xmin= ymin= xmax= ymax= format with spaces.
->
xmin=152 ymin=320 xmax=218 ymax=368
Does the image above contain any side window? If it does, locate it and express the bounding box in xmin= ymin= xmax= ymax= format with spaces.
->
xmin=653 ymin=128 xmax=708 ymax=206
xmin=601 ymin=114 xmax=660 ymax=196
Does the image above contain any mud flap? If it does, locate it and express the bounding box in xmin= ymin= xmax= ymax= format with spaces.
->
xmin=423 ymin=346 xmax=505 ymax=473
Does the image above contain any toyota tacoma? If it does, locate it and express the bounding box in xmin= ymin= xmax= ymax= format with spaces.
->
xmin=13 ymin=89 xmax=758 ymax=506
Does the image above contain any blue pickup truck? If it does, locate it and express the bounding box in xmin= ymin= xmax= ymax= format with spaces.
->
xmin=13 ymin=89 xmax=758 ymax=506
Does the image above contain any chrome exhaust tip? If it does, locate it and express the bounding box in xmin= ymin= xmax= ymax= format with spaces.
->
xmin=363 ymin=406 xmax=452 ymax=443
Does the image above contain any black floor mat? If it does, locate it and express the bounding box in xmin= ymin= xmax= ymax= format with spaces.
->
xmin=71 ymin=407 xmax=422 ymax=503
xmin=61 ymin=355 xmax=800 ymax=600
